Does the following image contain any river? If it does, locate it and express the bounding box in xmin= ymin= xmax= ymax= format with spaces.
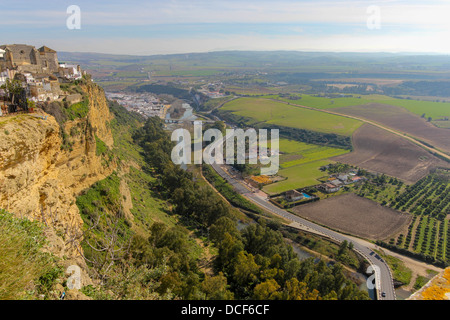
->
xmin=166 ymin=102 xmax=197 ymax=121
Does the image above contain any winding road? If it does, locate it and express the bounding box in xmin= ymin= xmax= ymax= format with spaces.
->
xmin=204 ymin=129 xmax=397 ymax=300
xmin=201 ymin=95 xmax=450 ymax=301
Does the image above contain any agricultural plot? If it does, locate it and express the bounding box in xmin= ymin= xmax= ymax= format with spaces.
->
xmin=433 ymin=120 xmax=450 ymax=129
xmin=390 ymin=215 xmax=450 ymax=265
xmin=390 ymin=173 xmax=450 ymax=220
xmin=378 ymin=99 xmax=450 ymax=121
xmin=268 ymin=93 xmax=450 ymax=120
xmin=263 ymin=160 xmax=331 ymax=195
xmin=278 ymin=139 xmax=349 ymax=168
xmin=333 ymin=103 xmax=450 ymax=154
xmin=262 ymin=139 xmax=349 ymax=195
xmin=291 ymin=193 xmax=411 ymax=241
xmin=367 ymin=171 xmax=450 ymax=265
xmin=220 ymin=97 xmax=362 ymax=136
xmin=332 ymin=123 xmax=450 ymax=184
xmin=266 ymin=93 xmax=386 ymax=110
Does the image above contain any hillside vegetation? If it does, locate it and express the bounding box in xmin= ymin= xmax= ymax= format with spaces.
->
xmin=0 ymin=91 xmax=369 ymax=300
xmin=122 ymin=115 xmax=369 ymax=300
xmin=0 ymin=210 xmax=62 ymax=300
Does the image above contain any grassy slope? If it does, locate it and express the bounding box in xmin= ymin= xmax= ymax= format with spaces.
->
xmin=106 ymin=102 xmax=178 ymax=234
xmin=108 ymin=105 xmax=176 ymax=228
xmin=0 ymin=210 xmax=62 ymax=300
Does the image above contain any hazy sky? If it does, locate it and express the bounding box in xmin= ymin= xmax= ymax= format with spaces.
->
xmin=1 ymin=0 xmax=450 ymax=55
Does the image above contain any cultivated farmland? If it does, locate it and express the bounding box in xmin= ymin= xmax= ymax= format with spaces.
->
xmin=371 ymin=171 xmax=450 ymax=266
xmin=291 ymin=193 xmax=411 ymax=241
xmin=220 ymin=97 xmax=362 ymax=136
xmin=262 ymin=139 xmax=349 ymax=194
xmin=332 ymin=123 xmax=450 ymax=184
xmin=269 ymin=93 xmax=450 ymax=120
xmin=263 ymin=160 xmax=331 ymax=194
xmin=278 ymin=139 xmax=349 ymax=168
xmin=334 ymin=103 xmax=450 ymax=154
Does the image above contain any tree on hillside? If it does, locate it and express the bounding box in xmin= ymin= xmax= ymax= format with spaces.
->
xmin=0 ymin=79 xmax=27 ymax=113
xmin=338 ymin=240 xmax=348 ymax=256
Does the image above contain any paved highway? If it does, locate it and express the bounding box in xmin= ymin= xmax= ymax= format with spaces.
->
xmin=204 ymin=132 xmax=397 ymax=300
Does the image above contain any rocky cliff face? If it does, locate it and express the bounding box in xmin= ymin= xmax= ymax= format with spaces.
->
xmin=0 ymin=81 xmax=115 ymax=260
xmin=84 ymin=82 xmax=114 ymax=148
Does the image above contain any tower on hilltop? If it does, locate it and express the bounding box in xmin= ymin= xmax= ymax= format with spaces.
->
xmin=0 ymin=44 xmax=59 ymax=74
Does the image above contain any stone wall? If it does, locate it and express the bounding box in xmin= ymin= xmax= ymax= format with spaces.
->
xmin=0 ymin=44 xmax=59 ymax=74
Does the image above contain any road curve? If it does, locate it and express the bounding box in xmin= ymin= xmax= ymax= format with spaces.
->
xmin=205 ymin=131 xmax=397 ymax=300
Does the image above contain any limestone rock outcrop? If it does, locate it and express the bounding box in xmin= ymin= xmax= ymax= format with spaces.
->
xmin=0 ymin=81 xmax=116 ymax=259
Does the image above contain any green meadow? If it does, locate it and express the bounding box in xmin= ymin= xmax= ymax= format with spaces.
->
xmin=380 ymin=98 xmax=450 ymax=120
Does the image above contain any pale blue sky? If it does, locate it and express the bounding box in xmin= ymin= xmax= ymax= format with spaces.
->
xmin=1 ymin=0 xmax=449 ymax=55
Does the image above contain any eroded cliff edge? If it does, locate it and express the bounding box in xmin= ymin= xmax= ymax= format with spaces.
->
xmin=0 ymin=80 xmax=115 ymax=260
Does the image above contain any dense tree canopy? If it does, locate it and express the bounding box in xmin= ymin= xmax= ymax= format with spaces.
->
xmin=131 ymin=116 xmax=369 ymax=300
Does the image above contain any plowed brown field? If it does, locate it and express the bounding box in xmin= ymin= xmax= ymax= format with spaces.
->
xmin=332 ymin=123 xmax=449 ymax=183
xmin=291 ymin=193 xmax=411 ymax=241
xmin=334 ymin=103 xmax=450 ymax=154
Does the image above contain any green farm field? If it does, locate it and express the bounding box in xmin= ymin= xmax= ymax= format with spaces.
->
xmin=268 ymin=94 xmax=450 ymax=120
xmin=278 ymin=139 xmax=349 ymax=168
xmin=263 ymin=160 xmax=330 ymax=194
xmin=221 ymin=97 xmax=362 ymax=136
xmin=262 ymin=139 xmax=349 ymax=194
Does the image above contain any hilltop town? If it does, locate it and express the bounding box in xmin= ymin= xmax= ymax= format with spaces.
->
xmin=0 ymin=44 xmax=85 ymax=115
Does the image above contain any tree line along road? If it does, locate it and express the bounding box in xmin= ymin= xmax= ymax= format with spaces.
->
xmin=204 ymin=132 xmax=397 ymax=300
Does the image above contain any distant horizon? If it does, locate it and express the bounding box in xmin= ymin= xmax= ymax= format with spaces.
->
xmin=3 ymin=1 xmax=450 ymax=55
xmin=57 ymin=48 xmax=450 ymax=58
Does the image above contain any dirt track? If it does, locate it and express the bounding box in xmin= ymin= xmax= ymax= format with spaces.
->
xmin=291 ymin=193 xmax=411 ymax=241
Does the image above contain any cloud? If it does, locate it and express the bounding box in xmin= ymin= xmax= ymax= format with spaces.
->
xmin=1 ymin=0 xmax=450 ymax=54
xmin=2 ymin=0 xmax=450 ymax=27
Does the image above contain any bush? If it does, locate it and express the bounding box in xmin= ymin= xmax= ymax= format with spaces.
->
xmin=64 ymin=99 xmax=89 ymax=121
xmin=95 ymin=135 xmax=108 ymax=156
